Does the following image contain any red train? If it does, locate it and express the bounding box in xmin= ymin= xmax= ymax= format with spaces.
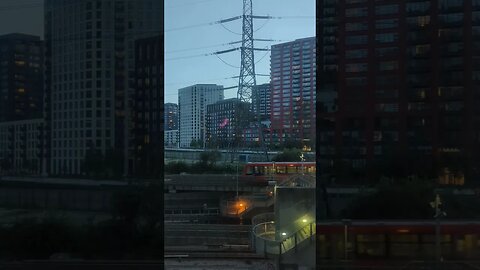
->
xmin=241 ymin=162 xmax=316 ymax=182
xmin=318 ymin=220 xmax=480 ymax=260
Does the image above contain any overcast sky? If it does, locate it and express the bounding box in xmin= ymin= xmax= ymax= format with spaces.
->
xmin=165 ymin=0 xmax=315 ymax=103
xmin=0 ymin=0 xmax=315 ymax=104
xmin=0 ymin=0 xmax=44 ymax=38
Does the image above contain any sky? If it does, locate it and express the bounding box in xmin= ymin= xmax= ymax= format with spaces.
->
xmin=165 ymin=0 xmax=315 ymax=104
xmin=0 ymin=0 xmax=315 ymax=104
xmin=0 ymin=0 xmax=44 ymax=38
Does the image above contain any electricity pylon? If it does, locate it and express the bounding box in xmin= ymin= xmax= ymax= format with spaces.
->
xmin=234 ymin=0 xmax=269 ymax=161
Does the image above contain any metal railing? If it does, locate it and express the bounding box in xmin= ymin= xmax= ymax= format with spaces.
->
xmin=252 ymin=213 xmax=316 ymax=257
xmin=220 ymin=194 xmax=274 ymax=217
xmin=318 ymin=261 xmax=480 ymax=270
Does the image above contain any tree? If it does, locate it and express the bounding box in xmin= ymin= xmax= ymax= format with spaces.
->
xmin=83 ymin=149 xmax=104 ymax=178
xmin=104 ymin=148 xmax=123 ymax=178
xmin=343 ymin=178 xmax=434 ymax=219
xmin=199 ymin=150 xmax=221 ymax=167
xmin=272 ymin=148 xmax=302 ymax=162
xmin=0 ymin=158 xmax=12 ymax=173
xmin=190 ymin=139 xmax=203 ymax=149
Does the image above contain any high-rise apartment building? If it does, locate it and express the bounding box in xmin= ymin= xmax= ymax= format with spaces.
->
xmin=178 ymin=84 xmax=223 ymax=148
xmin=44 ymin=0 xmax=161 ymax=175
xmin=0 ymin=119 xmax=44 ymax=174
xmin=318 ymin=0 xmax=480 ymax=184
xmin=252 ymin=83 xmax=271 ymax=121
xmin=206 ymin=98 xmax=249 ymax=148
xmin=164 ymin=103 xmax=178 ymax=131
xmin=134 ymin=35 xmax=162 ymax=176
xmin=269 ymin=37 xmax=316 ymax=147
xmin=0 ymin=34 xmax=44 ymax=122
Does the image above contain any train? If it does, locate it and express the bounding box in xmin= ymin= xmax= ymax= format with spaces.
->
xmin=241 ymin=162 xmax=316 ymax=182
xmin=317 ymin=220 xmax=480 ymax=261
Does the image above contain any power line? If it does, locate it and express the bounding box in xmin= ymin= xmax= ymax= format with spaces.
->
xmin=164 ymin=75 xmax=238 ymax=86
xmin=165 ymin=42 xmax=240 ymax=54
xmin=255 ymin=48 xmax=270 ymax=65
xmin=165 ymin=15 xmax=313 ymax=32
xmin=254 ymin=19 xmax=270 ymax=32
xmin=214 ymin=54 xmax=240 ymax=69
xmin=218 ymin=22 xmax=242 ymax=35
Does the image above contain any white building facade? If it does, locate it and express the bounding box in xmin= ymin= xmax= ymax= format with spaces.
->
xmin=178 ymin=84 xmax=223 ymax=148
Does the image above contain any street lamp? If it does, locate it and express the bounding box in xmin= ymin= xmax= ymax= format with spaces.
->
xmin=342 ymin=219 xmax=352 ymax=260
xmin=300 ymin=153 xmax=305 ymax=175
xmin=430 ymin=194 xmax=447 ymax=265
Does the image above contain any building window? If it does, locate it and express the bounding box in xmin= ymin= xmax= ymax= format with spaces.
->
xmin=376 ymin=103 xmax=399 ymax=112
xmin=406 ymin=2 xmax=430 ymax=14
xmin=346 ymin=63 xmax=368 ymax=73
xmin=346 ymin=7 xmax=368 ymax=17
xmin=375 ymin=47 xmax=398 ymax=57
xmin=375 ymin=33 xmax=398 ymax=43
xmin=346 ymin=35 xmax=368 ymax=45
xmin=375 ymin=4 xmax=398 ymax=16
xmin=345 ymin=22 xmax=368 ymax=32
xmin=438 ymin=0 xmax=463 ymax=11
xmin=346 ymin=77 xmax=367 ymax=86
xmin=346 ymin=49 xmax=368 ymax=59
xmin=378 ymin=61 xmax=398 ymax=71
xmin=376 ymin=18 xmax=398 ymax=30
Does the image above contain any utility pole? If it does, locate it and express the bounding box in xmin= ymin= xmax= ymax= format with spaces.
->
xmin=430 ymin=193 xmax=446 ymax=268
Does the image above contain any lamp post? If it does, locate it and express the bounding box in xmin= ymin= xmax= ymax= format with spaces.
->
xmin=430 ymin=193 xmax=446 ymax=267
xmin=342 ymin=219 xmax=351 ymax=260
xmin=300 ymin=153 xmax=305 ymax=175
xmin=236 ymin=155 xmax=239 ymax=198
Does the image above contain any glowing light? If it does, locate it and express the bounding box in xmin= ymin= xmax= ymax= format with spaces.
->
xmin=302 ymin=219 xmax=307 ymax=223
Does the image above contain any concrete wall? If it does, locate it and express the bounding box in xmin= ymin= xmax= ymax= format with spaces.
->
xmin=0 ymin=187 xmax=114 ymax=211
xmin=274 ymin=187 xmax=315 ymax=240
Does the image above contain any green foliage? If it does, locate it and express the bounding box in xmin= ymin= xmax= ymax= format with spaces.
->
xmin=343 ymin=178 xmax=435 ymax=219
xmin=190 ymin=139 xmax=203 ymax=148
xmin=199 ymin=150 xmax=221 ymax=166
xmin=135 ymin=145 xmax=163 ymax=178
xmin=1 ymin=217 xmax=78 ymax=260
xmin=165 ymin=161 xmax=189 ymax=174
xmin=104 ymin=148 xmax=124 ymax=178
xmin=83 ymin=149 xmax=105 ymax=178
xmin=0 ymin=158 xmax=11 ymax=172
xmin=164 ymin=160 xmax=236 ymax=174
xmin=272 ymin=148 xmax=302 ymax=162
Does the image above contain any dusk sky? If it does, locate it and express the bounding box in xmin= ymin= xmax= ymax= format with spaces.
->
xmin=165 ymin=0 xmax=315 ymax=103
xmin=0 ymin=1 xmax=44 ymax=38
xmin=0 ymin=0 xmax=315 ymax=105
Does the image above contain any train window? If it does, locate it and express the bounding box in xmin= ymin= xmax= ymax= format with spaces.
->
xmin=390 ymin=235 xmax=419 ymax=257
xmin=254 ymin=166 xmax=265 ymax=175
xmin=276 ymin=166 xmax=286 ymax=174
xmin=356 ymin=234 xmax=386 ymax=257
xmin=245 ymin=166 xmax=254 ymax=175
xmin=305 ymin=166 xmax=315 ymax=174
xmin=287 ymin=166 xmax=297 ymax=174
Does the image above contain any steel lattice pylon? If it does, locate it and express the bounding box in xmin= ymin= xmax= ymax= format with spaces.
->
xmin=235 ymin=0 xmax=269 ymax=160
xmin=237 ymin=0 xmax=256 ymax=104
